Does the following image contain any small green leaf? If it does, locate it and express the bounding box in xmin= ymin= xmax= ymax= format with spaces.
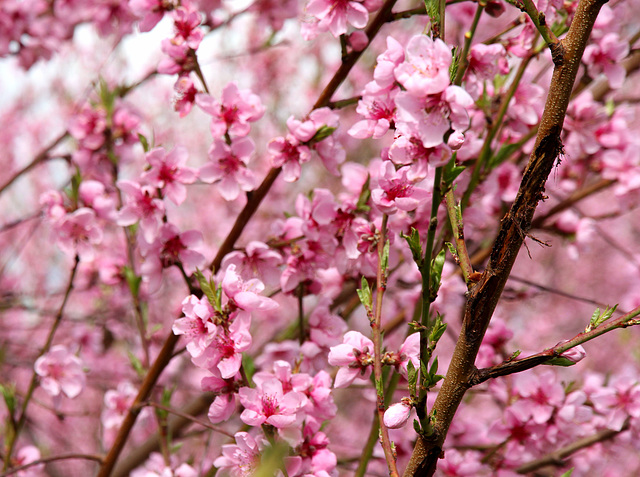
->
xmin=356 ymin=175 xmax=371 ymax=212
xmin=429 ymin=356 xmax=439 ymax=376
xmin=123 ymin=266 xmax=142 ymax=297
xmin=444 ymin=241 xmax=458 ymax=260
xmin=310 ymin=125 xmax=336 ymax=144
xmin=128 ymin=351 xmax=145 ymax=376
xmin=443 ymin=153 xmax=465 ymax=186
xmin=560 ymin=468 xmax=574 ymax=477
xmin=401 ymin=228 xmax=423 ymax=267
xmin=138 ymin=133 xmax=150 ymax=153
xmin=429 ymin=314 xmax=447 ymax=343
xmin=587 ymin=305 xmax=617 ymax=331
xmin=0 ymin=383 xmax=16 ymax=416
xmin=194 ymin=268 xmax=217 ymax=309
xmin=407 ymin=358 xmax=418 ymax=397
xmin=381 ymin=239 xmax=390 ymax=272
xmin=430 ymin=249 xmax=446 ymax=297
xmin=242 ymin=354 xmax=255 ymax=386
xmin=357 ymin=276 xmax=372 ymax=310
xmin=544 ymin=356 xmax=577 ymax=367
xmin=413 ymin=419 xmax=422 ymax=435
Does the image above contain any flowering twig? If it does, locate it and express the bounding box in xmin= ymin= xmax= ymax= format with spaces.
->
xmin=103 ymin=3 xmax=402 ymax=475
xmin=371 ymin=214 xmax=400 ymax=477
xmin=3 ymin=254 xmax=79 ymax=471
xmin=404 ymin=0 xmax=610 ymax=473
xmin=470 ymin=305 xmax=640 ymax=385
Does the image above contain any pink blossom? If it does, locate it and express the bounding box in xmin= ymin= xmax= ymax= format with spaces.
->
xmin=54 ymin=208 xmax=104 ymax=259
xmin=131 ymin=453 xmax=197 ymax=477
xmin=199 ymin=137 xmax=257 ymax=201
xmin=78 ymin=180 xmax=117 ymax=220
xmin=394 ymin=35 xmax=452 ymax=96
xmin=158 ymin=38 xmax=194 ymax=75
xmin=141 ymin=146 xmax=197 ymax=205
xmin=395 ymin=85 xmax=474 ymax=149
xmin=140 ymin=223 xmax=205 ymax=290
xmin=512 ymin=371 xmax=565 ymax=424
xmin=249 ymin=0 xmax=299 ymax=31
xmin=13 ymin=446 xmax=43 ymax=477
xmin=203 ymin=313 xmax=253 ymax=378
xmin=171 ymin=6 xmax=203 ymax=50
xmin=202 ymin=367 xmax=239 ymax=424
xmin=368 ymin=36 xmax=405 ymax=94
xmin=172 ymin=295 xmax=217 ymax=359
xmin=221 ymin=264 xmax=279 ymax=312
xmin=591 ymin=374 xmax=640 ymax=431
xmin=383 ymin=401 xmax=413 ymax=429
xmin=102 ymin=381 xmax=137 ymax=430
xmin=348 ymin=89 xmax=396 ymax=139
xmin=34 ymin=345 xmax=86 ymax=399
xmin=116 ymin=180 xmax=165 ymax=243
xmin=238 ymin=375 xmax=307 ymax=427
xmin=268 ymin=135 xmax=312 ymax=182
xmin=196 ymin=83 xmax=265 ymax=138
xmin=306 ymin=0 xmax=369 ymax=37
xmin=213 ymin=432 xmax=263 ymax=476
xmin=370 ymin=161 xmax=430 ymax=214
xmin=68 ymin=104 xmax=107 ymax=151
xmin=328 ymin=330 xmax=375 ymax=388
xmin=397 ymin=332 xmax=420 ymax=377
xmin=129 ymin=0 xmax=170 ymax=32
xmin=173 ymin=74 xmax=198 ymax=117
xmin=583 ymin=32 xmax=629 ymax=89
xmin=438 ymin=449 xmax=485 ymax=476
xmin=221 ymin=241 xmax=283 ymax=287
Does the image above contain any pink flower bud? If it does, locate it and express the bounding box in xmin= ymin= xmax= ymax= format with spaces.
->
xmin=559 ymin=343 xmax=587 ymax=364
xmin=383 ymin=401 xmax=412 ymax=429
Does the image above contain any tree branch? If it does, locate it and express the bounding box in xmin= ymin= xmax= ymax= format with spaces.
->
xmin=403 ymin=0 xmax=609 ymax=474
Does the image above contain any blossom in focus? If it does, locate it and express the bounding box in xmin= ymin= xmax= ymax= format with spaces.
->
xmin=141 ymin=146 xmax=197 ymax=205
xmin=328 ymin=330 xmax=375 ymax=388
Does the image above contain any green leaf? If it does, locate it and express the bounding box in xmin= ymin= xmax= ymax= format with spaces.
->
xmin=413 ymin=419 xmax=422 ymax=435
xmin=407 ymin=358 xmax=418 ymax=397
xmin=128 ymin=351 xmax=145 ymax=377
xmin=356 ymin=175 xmax=371 ymax=212
xmin=123 ymin=266 xmax=142 ymax=298
xmin=357 ymin=276 xmax=372 ymax=310
xmin=429 ymin=314 xmax=447 ymax=343
xmin=0 ymin=383 xmax=16 ymax=416
xmin=242 ymin=354 xmax=255 ymax=386
xmin=194 ymin=268 xmax=217 ymax=310
xmin=98 ymin=77 xmax=115 ymax=115
xmin=442 ymin=153 xmax=465 ymax=186
xmin=430 ymin=249 xmax=446 ymax=296
xmin=401 ymin=227 xmax=423 ymax=267
xmin=560 ymin=468 xmax=574 ymax=477
xmin=544 ymin=356 xmax=577 ymax=367
xmin=138 ymin=133 xmax=150 ymax=153
xmin=310 ymin=125 xmax=336 ymax=144
xmin=587 ymin=305 xmax=617 ymax=331
xmin=381 ymin=239 xmax=390 ymax=272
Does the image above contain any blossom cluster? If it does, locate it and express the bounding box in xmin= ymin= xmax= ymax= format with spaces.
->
xmin=3 ymin=0 xmax=640 ymax=476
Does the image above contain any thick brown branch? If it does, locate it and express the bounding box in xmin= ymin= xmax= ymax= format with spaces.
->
xmin=403 ymin=0 xmax=609 ymax=474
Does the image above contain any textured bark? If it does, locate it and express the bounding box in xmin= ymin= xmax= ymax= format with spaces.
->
xmin=403 ymin=0 xmax=609 ymax=474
